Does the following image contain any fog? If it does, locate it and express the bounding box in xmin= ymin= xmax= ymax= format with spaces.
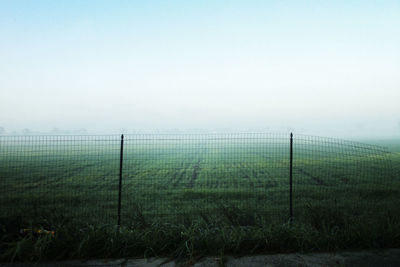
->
xmin=1 ymin=1 xmax=399 ymax=138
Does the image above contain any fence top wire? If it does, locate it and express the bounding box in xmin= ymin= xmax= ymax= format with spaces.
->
xmin=0 ymin=133 xmax=391 ymax=153
xmin=0 ymin=133 xmax=288 ymax=142
xmin=294 ymin=133 xmax=390 ymax=153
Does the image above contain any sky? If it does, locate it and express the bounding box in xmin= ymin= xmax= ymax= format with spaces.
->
xmin=0 ymin=0 xmax=399 ymax=137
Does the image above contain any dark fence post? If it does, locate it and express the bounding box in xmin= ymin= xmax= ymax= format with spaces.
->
xmin=289 ymin=133 xmax=293 ymax=220
xmin=118 ymin=134 xmax=124 ymax=227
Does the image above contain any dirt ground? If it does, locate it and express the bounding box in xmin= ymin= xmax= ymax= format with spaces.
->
xmin=1 ymin=248 xmax=400 ymax=266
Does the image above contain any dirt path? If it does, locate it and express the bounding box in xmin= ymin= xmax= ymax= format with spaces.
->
xmin=1 ymin=248 xmax=399 ymax=266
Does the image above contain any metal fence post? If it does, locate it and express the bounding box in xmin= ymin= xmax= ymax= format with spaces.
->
xmin=289 ymin=133 xmax=293 ymax=220
xmin=118 ymin=134 xmax=124 ymax=227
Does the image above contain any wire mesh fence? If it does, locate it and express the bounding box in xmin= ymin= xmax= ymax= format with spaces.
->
xmin=121 ymin=133 xmax=289 ymax=225
xmin=292 ymin=134 xmax=398 ymax=220
xmin=0 ymin=135 xmax=120 ymax=224
xmin=0 ymin=133 xmax=398 ymax=226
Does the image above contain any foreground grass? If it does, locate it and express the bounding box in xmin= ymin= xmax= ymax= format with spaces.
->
xmin=1 ymin=204 xmax=400 ymax=264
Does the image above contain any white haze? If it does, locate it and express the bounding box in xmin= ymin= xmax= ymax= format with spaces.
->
xmin=0 ymin=1 xmax=399 ymax=139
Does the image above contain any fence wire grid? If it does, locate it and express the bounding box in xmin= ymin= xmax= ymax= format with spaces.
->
xmin=0 ymin=133 xmax=398 ymax=226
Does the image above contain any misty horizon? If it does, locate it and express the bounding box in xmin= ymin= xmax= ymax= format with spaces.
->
xmin=1 ymin=1 xmax=399 ymax=139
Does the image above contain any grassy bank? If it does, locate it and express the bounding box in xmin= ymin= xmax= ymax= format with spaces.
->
xmin=1 ymin=204 xmax=400 ymax=263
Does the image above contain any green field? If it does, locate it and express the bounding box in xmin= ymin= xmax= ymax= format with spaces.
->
xmin=1 ymin=134 xmax=400 ymax=262
xmin=1 ymin=134 xmax=399 ymax=226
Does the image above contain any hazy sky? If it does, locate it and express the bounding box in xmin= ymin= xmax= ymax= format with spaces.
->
xmin=1 ymin=0 xmax=399 ymax=137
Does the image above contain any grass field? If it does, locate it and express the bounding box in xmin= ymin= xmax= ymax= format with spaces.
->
xmin=0 ymin=134 xmax=398 ymax=224
xmin=0 ymin=134 xmax=399 ymax=262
